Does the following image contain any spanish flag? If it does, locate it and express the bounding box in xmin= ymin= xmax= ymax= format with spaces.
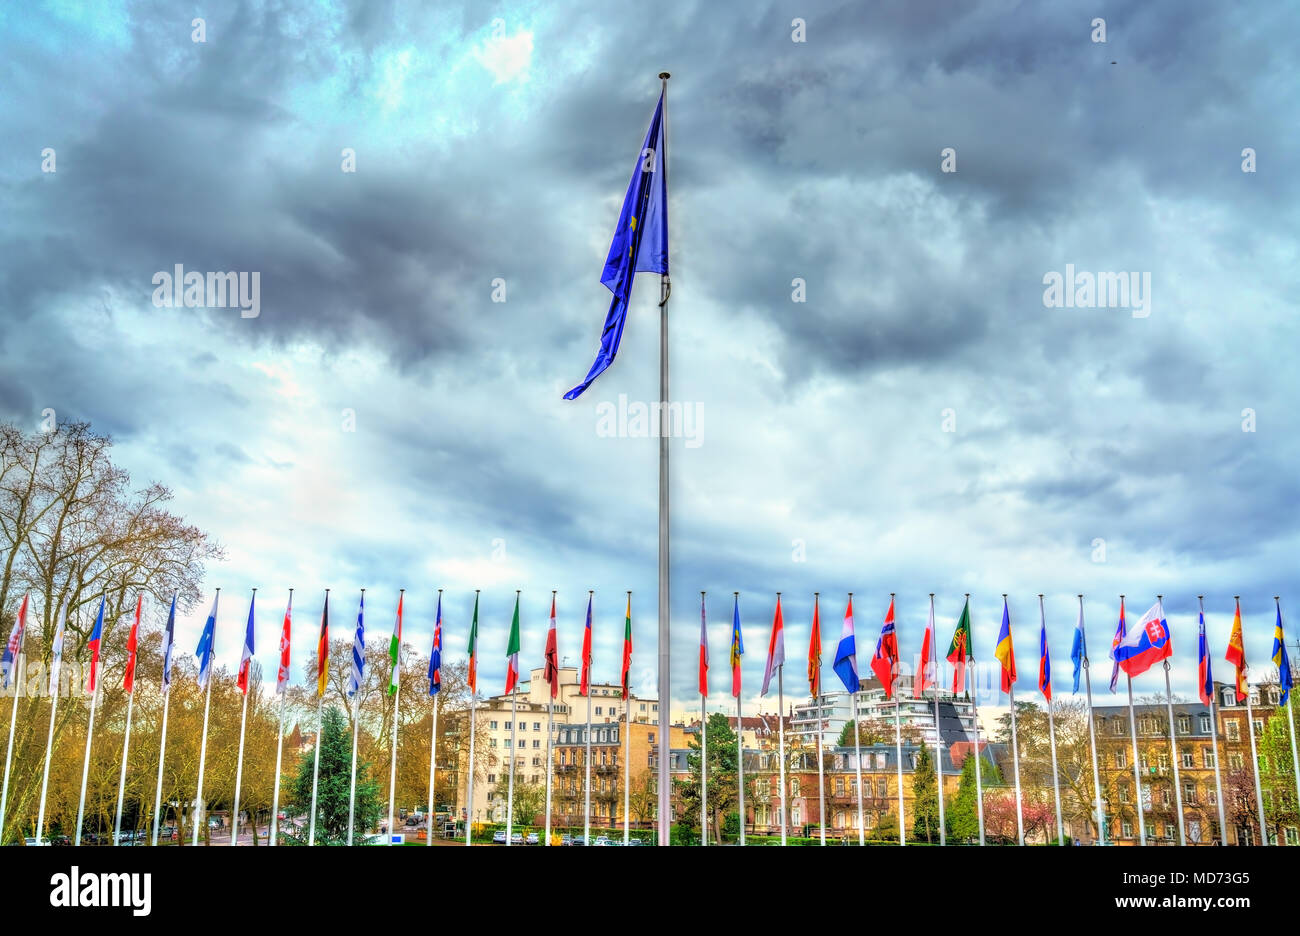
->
xmin=995 ymin=597 xmax=1017 ymax=693
xmin=316 ymin=590 xmax=330 ymax=697
xmin=1225 ymin=598 xmax=1248 ymax=703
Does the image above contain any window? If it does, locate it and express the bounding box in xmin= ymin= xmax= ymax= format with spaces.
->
xmin=1229 ymin=753 xmax=1244 ymax=770
xmin=791 ymin=778 xmax=801 ymax=797
xmin=595 ymin=707 xmax=602 ymax=715
xmin=1286 ymin=827 xmax=1299 ymax=847
xmin=490 ymin=720 xmax=499 ymax=730
xmin=1249 ymin=689 xmax=1260 ymax=706
xmin=1268 ymin=688 xmax=1280 ymax=706
xmin=487 ymin=773 xmax=496 ymax=783
xmin=504 ymin=739 xmax=512 ymax=748
xmin=1116 ymin=750 xmax=1127 ymax=769
xmin=1159 ymin=787 xmax=1171 ymax=806
xmin=1253 ymin=719 xmax=1264 ymax=736
xmin=1221 ymin=687 xmax=1235 ymax=707
xmin=1226 ymin=721 xmax=1241 ymax=742
xmin=534 ymin=722 xmax=541 ymax=731
xmin=1119 ymin=785 xmax=1130 ymax=804
xmin=1157 ymin=752 xmax=1169 ymax=769
xmin=532 ymin=740 xmax=540 ymax=749
xmin=1203 ymin=750 xmax=1216 ymax=768
xmin=640 ymin=703 xmax=646 ymax=711
xmin=559 ymin=751 xmax=566 ymax=766
xmin=490 ymin=738 xmax=498 ymax=748
xmin=1199 ymin=714 xmax=1211 ymax=734
xmin=1111 ymin=718 xmax=1124 ymax=736
xmin=877 ymin=779 xmax=888 ymax=798
xmin=1184 ymin=781 xmax=1196 ymax=802
xmin=835 ymin=777 xmax=845 ymax=795
xmin=1122 ymin=821 xmax=1133 ymax=838
xmin=1181 ymin=753 xmax=1193 ymax=769
xmin=505 ymin=722 xmax=512 ymax=731
xmin=1177 ymin=715 xmax=1191 ymax=734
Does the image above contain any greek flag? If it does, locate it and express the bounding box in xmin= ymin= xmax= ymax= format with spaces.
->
xmin=349 ymin=592 xmax=366 ymax=696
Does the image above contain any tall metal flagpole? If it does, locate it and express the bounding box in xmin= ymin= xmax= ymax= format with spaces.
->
xmin=192 ymin=590 xmax=218 ymax=847
xmin=700 ymin=590 xmax=707 ymax=847
xmin=776 ymin=592 xmax=787 ymax=846
xmin=507 ymin=589 xmax=519 ymax=849
xmin=347 ymin=589 xmax=365 ymax=846
xmin=623 ymin=687 xmax=632 ymax=844
xmin=964 ymin=595 xmax=985 ymax=846
xmin=814 ymin=592 xmax=825 ymax=847
xmin=736 ymin=591 xmax=744 ymax=847
xmin=74 ymin=626 xmax=104 ymax=845
xmin=270 ymin=588 xmax=292 ymax=847
xmin=388 ymin=588 xmax=405 ymax=847
xmin=1120 ymin=595 xmax=1147 ymax=846
xmin=1080 ymin=595 xmax=1105 ymax=845
xmin=308 ymin=588 xmax=329 ymax=847
xmin=1155 ymin=595 xmax=1186 ymax=846
xmin=465 ymin=590 xmax=479 ymax=848
xmin=655 ymin=69 xmax=673 ymax=850
xmin=1200 ymin=596 xmax=1226 ymax=846
xmin=1 ymin=595 xmax=29 ymax=846
xmin=230 ymin=588 xmax=255 ymax=847
xmin=426 ymin=588 xmax=439 ymax=848
xmin=1041 ymin=595 xmax=1063 ymax=846
xmin=1004 ymin=596 xmax=1024 ymax=847
xmin=36 ymin=600 xmax=67 ymax=845
xmin=545 ymin=591 xmax=556 ymax=847
xmin=931 ymin=594 xmax=945 ymax=846
xmin=848 ymin=592 xmax=864 ymax=847
xmin=584 ymin=590 xmax=592 ymax=846
xmin=893 ymin=593 xmax=905 ymax=847
xmin=1279 ymin=598 xmax=1300 ymax=844
xmin=1239 ymin=597 xmax=1268 ymax=844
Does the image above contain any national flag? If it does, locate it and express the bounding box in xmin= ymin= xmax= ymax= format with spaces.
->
xmin=621 ymin=594 xmax=633 ymax=700
xmin=947 ymin=597 xmax=972 ymax=694
xmin=1070 ymin=602 xmax=1085 ymax=695
xmin=698 ymin=593 xmax=709 ymax=697
xmin=994 ymin=599 xmax=1016 ymax=694
xmin=1272 ymin=601 xmax=1292 ymax=706
xmin=467 ymin=592 xmax=479 ymax=694
xmin=85 ymin=595 xmax=105 ymax=693
xmin=1 ymin=593 xmax=29 ymax=691
xmin=1110 ymin=600 xmax=1172 ymax=680
xmin=1225 ymin=599 xmax=1248 ymax=703
xmin=315 ymin=591 xmax=330 ymax=698
xmin=832 ymin=596 xmax=859 ymax=694
xmin=580 ymin=593 xmax=592 ymax=697
xmin=729 ymin=594 xmax=744 ymax=698
xmin=276 ymin=592 xmax=292 ymax=696
xmin=48 ymin=601 xmax=66 ymax=693
xmin=1197 ymin=609 xmax=1213 ymax=706
xmin=807 ymin=595 xmax=821 ymax=697
xmin=161 ymin=594 xmax=176 ymax=693
xmin=1109 ymin=597 xmax=1126 ymax=693
xmin=761 ymin=595 xmax=785 ymax=697
xmin=123 ymin=594 xmax=140 ymax=694
xmin=236 ymin=592 xmax=255 ymax=695
xmin=563 ymin=89 xmax=669 ymax=401
xmin=544 ymin=594 xmax=559 ymax=699
xmin=914 ymin=599 xmax=933 ymax=700
xmin=427 ymin=592 xmax=442 ymax=697
xmin=389 ymin=592 xmax=404 ymax=696
xmin=196 ymin=593 xmax=218 ymax=690
xmin=872 ymin=596 xmax=899 ymax=699
xmin=1038 ymin=604 xmax=1052 ymax=702
xmin=348 ymin=592 xmax=366 ymax=697
xmin=505 ymin=593 xmax=522 ymax=695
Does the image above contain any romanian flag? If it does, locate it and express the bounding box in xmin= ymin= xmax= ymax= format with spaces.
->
xmin=1225 ymin=599 xmax=1248 ymax=703
xmin=730 ymin=594 xmax=744 ymax=698
xmin=994 ymin=598 xmax=1016 ymax=694
xmin=467 ymin=592 xmax=479 ymax=694
xmin=505 ymin=593 xmax=522 ymax=695
xmin=872 ymin=596 xmax=900 ymax=699
xmin=1272 ymin=600 xmax=1292 ymax=705
xmin=544 ymin=593 xmax=559 ymax=699
xmin=1037 ymin=602 xmax=1052 ymax=702
xmin=698 ymin=593 xmax=709 ymax=697
xmin=123 ymin=594 xmax=141 ymax=694
xmin=807 ymin=595 xmax=821 ymax=697
xmin=316 ymin=591 xmax=330 ymax=697
xmin=388 ymin=591 xmax=404 ymax=696
xmin=580 ymin=593 xmax=592 ymax=696
xmin=946 ymin=597 xmax=972 ymax=694
xmin=621 ymin=593 xmax=632 ymax=700
xmin=85 ymin=596 xmax=105 ymax=693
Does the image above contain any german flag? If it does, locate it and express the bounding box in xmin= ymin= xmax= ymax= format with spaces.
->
xmin=316 ymin=590 xmax=330 ymax=697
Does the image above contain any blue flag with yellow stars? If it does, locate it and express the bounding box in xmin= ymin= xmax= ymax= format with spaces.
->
xmin=564 ymin=89 xmax=668 ymax=399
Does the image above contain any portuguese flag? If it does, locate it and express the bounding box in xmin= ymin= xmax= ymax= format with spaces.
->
xmin=621 ymin=593 xmax=632 ymax=700
xmin=388 ymin=591 xmax=403 ymax=695
xmin=947 ymin=596 xmax=972 ymax=694
xmin=505 ymin=592 xmax=521 ymax=694
xmin=467 ymin=591 xmax=479 ymax=693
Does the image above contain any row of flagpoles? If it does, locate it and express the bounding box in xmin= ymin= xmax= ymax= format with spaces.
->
xmin=0 ymin=588 xmax=1295 ymax=846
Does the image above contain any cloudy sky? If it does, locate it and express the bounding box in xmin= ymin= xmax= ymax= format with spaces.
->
xmin=2 ymin=0 xmax=1297 ymax=720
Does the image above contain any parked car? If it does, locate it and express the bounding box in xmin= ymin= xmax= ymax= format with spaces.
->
xmin=592 ymin=836 xmax=613 ymax=846
xmin=525 ymin=832 xmax=539 ymax=845
xmin=625 ymin=838 xmax=645 ymax=846
xmin=22 ymin=837 xmax=46 ymax=847
xmin=510 ymin=832 xmax=523 ymax=845
xmin=492 ymin=830 xmax=508 ymax=844
xmin=404 ymin=816 xmax=419 ymax=827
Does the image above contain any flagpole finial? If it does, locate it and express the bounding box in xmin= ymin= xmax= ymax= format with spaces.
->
xmin=1197 ymin=594 xmax=1203 ymax=600
xmin=1274 ymin=595 xmax=1280 ymax=601
xmin=1002 ymin=593 xmax=1008 ymax=599
xmin=659 ymin=71 xmax=670 ymax=79
xmin=400 ymin=588 xmax=406 ymax=593
xmin=552 ymin=590 xmax=557 ymax=596
xmin=475 ymin=589 xmax=480 ymax=594
xmin=1120 ymin=594 xmax=1125 ymax=599
xmin=1234 ymin=595 xmax=1240 ymax=600
xmin=776 ymin=591 xmax=781 ymax=598
xmin=517 ymin=589 xmax=521 ymax=595
xmin=701 ymin=590 xmax=705 ymax=598
xmin=588 ymin=589 xmax=594 ymax=595
xmin=1037 ymin=593 xmax=1043 ymax=599
xmin=1157 ymin=594 xmax=1163 ymax=601
xmin=965 ymin=593 xmax=970 ymax=598
xmin=252 ymin=587 xmax=257 ymax=594
xmin=734 ymin=591 xmax=739 ymax=598
xmin=215 ymin=587 xmax=221 ymax=594
xmin=847 ymin=592 xmax=852 ymax=598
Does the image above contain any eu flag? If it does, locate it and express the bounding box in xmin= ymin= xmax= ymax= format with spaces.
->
xmin=564 ymin=90 xmax=669 ymax=400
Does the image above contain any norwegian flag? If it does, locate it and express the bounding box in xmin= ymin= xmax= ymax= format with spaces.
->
xmin=123 ymin=594 xmax=141 ymax=694
xmin=277 ymin=591 xmax=292 ymax=695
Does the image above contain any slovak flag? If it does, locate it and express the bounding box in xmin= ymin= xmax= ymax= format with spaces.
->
xmin=1197 ymin=606 xmax=1214 ymax=706
xmin=236 ymin=591 xmax=256 ymax=694
xmin=276 ymin=592 xmax=292 ymax=696
xmin=1110 ymin=599 xmax=1172 ymax=680
xmin=85 ymin=596 xmax=106 ymax=694
xmin=761 ymin=594 xmax=785 ymax=697
xmin=832 ymin=595 xmax=859 ymax=694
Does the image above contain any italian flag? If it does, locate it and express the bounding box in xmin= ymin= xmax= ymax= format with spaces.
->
xmin=621 ymin=593 xmax=632 ymax=700
xmin=947 ymin=596 xmax=972 ymax=694
xmin=388 ymin=591 xmax=403 ymax=695
xmin=505 ymin=592 xmax=521 ymax=694
xmin=467 ymin=592 xmax=479 ymax=693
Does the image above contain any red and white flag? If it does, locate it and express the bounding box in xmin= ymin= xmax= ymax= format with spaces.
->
xmin=276 ymin=592 xmax=292 ymax=695
xmin=761 ymin=594 xmax=785 ymax=696
xmin=544 ymin=593 xmax=559 ymax=699
xmin=123 ymin=594 xmax=141 ymax=694
xmin=915 ymin=599 xmax=935 ymax=698
xmin=698 ymin=593 xmax=709 ymax=697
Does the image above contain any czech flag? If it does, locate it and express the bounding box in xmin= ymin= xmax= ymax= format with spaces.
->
xmin=85 ymin=596 xmax=105 ymax=693
xmin=1111 ymin=600 xmax=1172 ymax=680
xmin=872 ymin=596 xmax=899 ymax=699
xmin=1197 ymin=606 xmax=1214 ymax=706
xmin=994 ymin=598 xmax=1016 ymax=694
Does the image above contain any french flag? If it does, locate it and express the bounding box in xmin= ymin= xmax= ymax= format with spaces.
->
xmin=1110 ymin=599 xmax=1172 ymax=679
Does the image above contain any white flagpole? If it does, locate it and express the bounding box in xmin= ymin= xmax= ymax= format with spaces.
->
xmin=893 ymin=593 xmax=905 ymax=847
xmin=1277 ymin=597 xmax=1300 ymax=846
xmin=270 ymin=587 xmax=292 ymax=848
xmin=35 ymin=602 xmax=66 ymax=846
xmin=150 ymin=690 xmax=171 ymax=846
xmin=229 ymin=588 xmax=255 ymax=847
xmin=74 ymin=659 xmax=102 ymax=846
xmin=959 ymin=595 xmax=985 ymax=846
xmin=930 ymin=594 xmax=945 ymax=846
xmin=506 ymin=675 xmax=517 ymax=847
xmin=851 ymin=689 xmax=865 ymax=846
xmin=1119 ymin=595 xmax=1146 ymax=846
xmin=308 ymin=692 xmax=324 ymax=846
xmin=388 ymin=588 xmax=404 ymax=847
xmin=464 ymin=675 xmax=477 ymax=847
xmin=1238 ymin=599 xmax=1268 ymax=844
xmin=191 ymin=670 xmax=214 ymax=846
xmin=1080 ymin=595 xmax=1105 ymax=845
xmin=655 ymin=70 xmax=673 ymax=850
xmin=1155 ymin=595 xmax=1186 ymax=847
xmin=113 ymin=598 xmax=138 ymax=846
xmin=545 ymin=590 xmax=556 ymax=847
xmin=584 ymin=589 xmax=593 ymax=845
xmin=347 ymin=693 xmax=361 ymax=845
xmin=622 ymin=689 xmax=631 ymax=844
xmin=699 ymin=591 xmax=707 ymax=847
xmin=427 ymin=693 xmax=439 ymax=847
xmin=814 ymin=592 xmax=825 ymax=847
xmin=1040 ymin=596 xmax=1063 ymax=846
xmin=736 ymin=685 xmax=745 ymax=846
xmin=1200 ymin=597 xmax=1226 ymax=846
xmin=0 ymin=605 xmax=26 ymax=846
xmin=776 ymin=592 xmax=787 ymax=847
xmin=1004 ymin=596 xmax=1024 ymax=847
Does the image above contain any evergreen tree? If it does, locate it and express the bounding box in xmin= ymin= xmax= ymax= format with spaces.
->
xmin=674 ymin=712 xmax=739 ymax=844
xmin=291 ymin=705 xmax=382 ymax=844
xmin=947 ymin=749 xmax=1004 ymax=843
xmin=911 ymin=744 xmax=939 ymax=842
